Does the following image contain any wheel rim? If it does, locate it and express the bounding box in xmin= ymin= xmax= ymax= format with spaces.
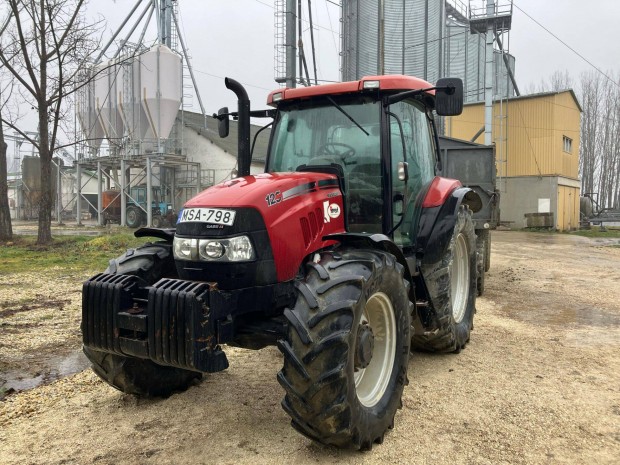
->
xmin=127 ymin=210 xmax=137 ymax=225
xmin=354 ymin=292 xmax=397 ymax=408
xmin=451 ymin=233 xmax=470 ymax=323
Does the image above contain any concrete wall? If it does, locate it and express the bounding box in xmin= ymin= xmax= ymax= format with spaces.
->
xmin=502 ymin=176 xmax=580 ymax=230
xmin=182 ymin=126 xmax=264 ymax=185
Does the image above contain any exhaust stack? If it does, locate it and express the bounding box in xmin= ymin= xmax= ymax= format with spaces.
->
xmin=225 ymin=77 xmax=251 ymax=177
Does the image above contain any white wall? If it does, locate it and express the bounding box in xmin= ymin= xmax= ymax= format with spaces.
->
xmin=182 ymin=127 xmax=263 ymax=186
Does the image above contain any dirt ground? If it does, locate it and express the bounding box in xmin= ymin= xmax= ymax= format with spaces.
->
xmin=1 ymin=230 xmax=619 ymax=464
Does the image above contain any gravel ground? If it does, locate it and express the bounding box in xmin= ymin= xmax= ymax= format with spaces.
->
xmin=1 ymin=230 xmax=619 ymax=464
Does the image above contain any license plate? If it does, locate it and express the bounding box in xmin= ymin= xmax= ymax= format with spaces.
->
xmin=178 ymin=208 xmax=236 ymax=226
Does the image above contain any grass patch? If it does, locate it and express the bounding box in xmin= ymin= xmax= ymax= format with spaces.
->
xmin=568 ymin=227 xmax=620 ymax=239
xmin=0 ymin=232 xmax=148 ymax=274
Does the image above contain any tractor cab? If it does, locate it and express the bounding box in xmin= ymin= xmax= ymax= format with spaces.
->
xmin=265 ymin=75 xmax=463 ymax=248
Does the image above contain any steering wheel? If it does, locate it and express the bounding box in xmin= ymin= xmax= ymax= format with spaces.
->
xmin=316 ymin=142 xmax=356 ymax=160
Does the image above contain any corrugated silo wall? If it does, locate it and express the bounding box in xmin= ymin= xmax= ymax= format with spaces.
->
xmin=341 ymin=1 xmax=515 ymax=103
xmin=493 ymin=51 xmax=515 ymax=99
xmin=342 ymin=0 xmax=445 ymax=82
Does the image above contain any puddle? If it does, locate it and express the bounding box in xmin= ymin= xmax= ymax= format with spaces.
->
xmin=502 ymin=301 xmax=620 ymax=328
xmin=0 ymin=350 xmax=91 ymax=394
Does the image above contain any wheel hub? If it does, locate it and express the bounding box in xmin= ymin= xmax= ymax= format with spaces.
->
xmin=355 ymin=324 xmax=375 ymax=370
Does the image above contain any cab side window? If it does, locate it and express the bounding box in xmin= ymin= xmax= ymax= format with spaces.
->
xmin=390 ymin=100 xmax=436 ymax=246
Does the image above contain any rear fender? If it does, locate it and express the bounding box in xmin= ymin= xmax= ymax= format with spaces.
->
xmin=415 ymin=186 xmax=478 ymax=266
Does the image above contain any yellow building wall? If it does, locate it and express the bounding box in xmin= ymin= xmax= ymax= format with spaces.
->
xmin=446 ymin=91 xmax=581 ymax=180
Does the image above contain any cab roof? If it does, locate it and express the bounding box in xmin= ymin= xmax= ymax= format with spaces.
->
xmin=266 ymin=74 xmax=435 ymax=106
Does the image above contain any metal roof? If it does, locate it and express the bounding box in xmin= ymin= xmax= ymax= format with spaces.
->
xmin=463 ymin=89 xmax=583 ymax=113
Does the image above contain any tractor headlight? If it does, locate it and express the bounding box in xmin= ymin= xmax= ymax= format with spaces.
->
xmin=173 ymin=238 xmax=197 ymax=260
xmin=225 ymin=236 xmax=254 ymax=261
xmin=174 ymin=236 xmax=255 ymax=262
xmin=199 ymin=240 xmax=225 ymax=259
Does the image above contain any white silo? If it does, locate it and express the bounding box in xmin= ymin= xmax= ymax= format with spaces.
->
xmin=94 ymin=60 xmax=125 ymax=144
xmin=77 ymin=69 xmax=104 ymax=152
xmin=109 ymin=59 xmax=125 ymax=143
xmin=140 ymin=44 xmax=182 ymax=142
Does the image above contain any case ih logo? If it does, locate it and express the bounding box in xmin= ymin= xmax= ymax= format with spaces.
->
xmin=323 ymin=201 xmax=341 ymax=223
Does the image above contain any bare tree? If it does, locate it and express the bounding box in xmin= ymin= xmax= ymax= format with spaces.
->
xmin=0 ymin=0 xmax=100 ymax=244
xmin=578 ymin=70 xmax=620 ymax=210
xmin=0 ymin=103 xmax=11 ymax=241
xmin=548 ymin=70 xmax=573 ymax=92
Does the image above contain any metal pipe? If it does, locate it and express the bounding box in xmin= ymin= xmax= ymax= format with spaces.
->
xmin=298 ymin=0 xmax=303 ymax=85
xmin=171 ymin=9 xmax=207 ymax=122
xmin=56 ymin=161 xmax=62 ymax=225
xmin=164 ymin=0 xmax=173 ymax=47
xmin=76 ymin=164 xmax=82 ymax=226
xmin=285 ymin=0 xmax=296 ymax=88
xmin=120 ymin=159 xmax=127 ymax=226
xmin=379 ymin=0 xmax=385 ymax=75
xmin=195 ymin=163 xmax=201 ymax=196
xmin=95 ymin=0 xmax=145 ymax=63
xmin=113 ymin=1 xmax=153 ymax=59
xmin=494 ymin=32 xmax=520 ymax=96
xmin=146 ymin=157 xmax=153 ymax=226
xmin=224 ymin=78 xmax=251 ymax=177
xmin=307 ymin=0 xmax=318 ymax=85
xmin=97 ymin=161 xmax=103 ymax=226
xmin=484 ymin=0 xmax=495 ymax=146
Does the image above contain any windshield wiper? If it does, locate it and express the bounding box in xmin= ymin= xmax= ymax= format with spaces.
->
xmin=326 ymin=96 xmax=369 ymax=136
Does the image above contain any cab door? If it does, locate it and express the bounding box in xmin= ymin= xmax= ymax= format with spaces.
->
xmin=388 ymin=100 xmax=436 ymax=247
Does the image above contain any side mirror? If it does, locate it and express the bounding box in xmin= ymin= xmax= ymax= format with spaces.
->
xmin=435 ymin=78 xmax=463 ymax=116
xmin=217 ymin=107 xmax=229 ymax=138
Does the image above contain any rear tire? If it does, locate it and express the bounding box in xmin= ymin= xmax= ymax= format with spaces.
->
xmin=476 ymin=230 xmax=488 ymax=296
xmin=126 ymin=206 xmax=142 ymax=228
xmin=412 ymin=206 xmax=477 ymax=353
xmin=278 ymin=249 xmax=412 ymax=450
xmin=83 ymin=242 xmax=202 ymax=397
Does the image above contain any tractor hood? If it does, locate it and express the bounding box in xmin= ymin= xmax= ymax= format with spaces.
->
xmin=178 ymin=172 xmax=346 ymax=282
xmin=184 ymin=172 xmax=339 ymax=210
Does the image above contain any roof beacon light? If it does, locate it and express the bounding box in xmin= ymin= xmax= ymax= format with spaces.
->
xmin=363 ymin=80 xmax=380 ymax=90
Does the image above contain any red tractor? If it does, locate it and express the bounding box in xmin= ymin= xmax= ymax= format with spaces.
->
xmin=82 ymin=75 xmax=482 ymax=450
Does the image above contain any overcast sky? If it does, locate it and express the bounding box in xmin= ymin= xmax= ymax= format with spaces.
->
xmin=5 ymin=0 xmax=620 ymax=151
xmin=87 ymin=0 xmax=620 ymax=117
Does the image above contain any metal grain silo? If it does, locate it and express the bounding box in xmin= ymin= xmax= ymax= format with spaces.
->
xmin=76 ymin=69 xmax=104 ymax=152
xmin=94 ymin=61 xmax=124 ymax=144
xmin=341 ymin=0 xmax=445 ymax=82
xmin=140 ymin=44 xmax=182 ymax=142
xmin=493 ymin=50 xmax=515 ymax=98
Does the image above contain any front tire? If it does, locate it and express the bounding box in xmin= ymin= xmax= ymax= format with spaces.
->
xmin=278 ymin=249 xmax=412 ymax=450
xmin=412 ymin=206 xmax=477 ymax=353
xmin=84 ymin=347 xmax=201 ymax=397
xmin=83 ymin=242 xmax=202 ymax=397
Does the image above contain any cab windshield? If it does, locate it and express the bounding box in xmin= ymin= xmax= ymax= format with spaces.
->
xmin=267 ymin=96 xmax=384 ymax=233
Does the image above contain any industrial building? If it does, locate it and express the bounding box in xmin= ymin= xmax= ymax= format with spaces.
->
xmin=5 ymin=0 xmax=584 ymax=231
xmin=446 ymin=90 xmax=582 ymax=230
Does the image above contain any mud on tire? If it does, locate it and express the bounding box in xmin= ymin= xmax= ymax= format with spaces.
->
xmin=83 ymin=241 xmax=202 ymax=397
xmin=412 ymin=206 xmax=477 ymax=353
xmin=278 ymin=249 xmax=412 ymax=450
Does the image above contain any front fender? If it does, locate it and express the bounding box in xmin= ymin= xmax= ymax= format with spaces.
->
xmin=323 ymin=232 xmax=413 ymax=296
